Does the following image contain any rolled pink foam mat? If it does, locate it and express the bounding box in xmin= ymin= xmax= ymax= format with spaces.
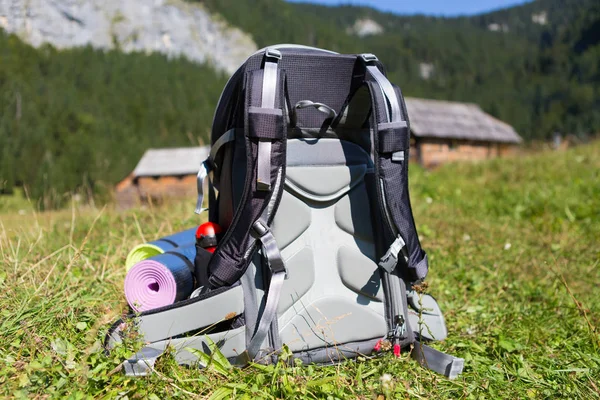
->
xmin=124 ymin=245 xmax=196 ymax=312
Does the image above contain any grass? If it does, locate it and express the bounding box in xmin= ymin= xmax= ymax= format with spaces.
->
xmin=1 ymin=142 xmax=599 ymax=399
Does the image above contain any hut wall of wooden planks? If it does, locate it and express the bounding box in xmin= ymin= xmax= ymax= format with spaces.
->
xmin=405 ymin=97 xmax=522 ymax=168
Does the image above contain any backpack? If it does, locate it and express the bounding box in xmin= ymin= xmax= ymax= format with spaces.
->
xmin=105 ymin=45 xmax=464 ymax=379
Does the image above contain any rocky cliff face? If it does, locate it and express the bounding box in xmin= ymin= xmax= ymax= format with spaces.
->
xmin=0 ymin=0 xmax=257 ymax=74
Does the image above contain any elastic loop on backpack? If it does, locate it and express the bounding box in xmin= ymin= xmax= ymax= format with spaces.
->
xmin=378 ymin=121 xmax=409 ymax=153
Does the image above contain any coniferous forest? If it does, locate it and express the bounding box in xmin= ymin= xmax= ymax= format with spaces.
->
xmin=1 ymin=0 xmax=599 ymax=207
xmin=0 ymin=33 xmax=227 ymax=206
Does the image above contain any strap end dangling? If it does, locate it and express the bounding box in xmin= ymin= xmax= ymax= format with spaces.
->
xmin=195 ymin=160 xmax=210 ymax=214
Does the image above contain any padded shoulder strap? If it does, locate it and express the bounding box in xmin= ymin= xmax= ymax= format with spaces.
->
xmin=207 ymin=49 xmax=289 ymax=288
xmin=360 ymin=54 xmax=428 ymax=282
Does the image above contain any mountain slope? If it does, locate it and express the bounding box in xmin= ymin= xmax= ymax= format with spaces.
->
xmin=0 ymin=31 xmax=227 ymax=206
xmin=0 ymin=0 xmax=257 ymax=74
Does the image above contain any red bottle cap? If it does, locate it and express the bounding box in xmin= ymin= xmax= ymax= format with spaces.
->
xmin=195 ymin=222 xmax=222 ymax=240
xmin=196 ymin=222 xmax=222 ymax=253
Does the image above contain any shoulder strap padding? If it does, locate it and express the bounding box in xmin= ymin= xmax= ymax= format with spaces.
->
xmin=207 ymin=66 xmax=288 ymax=289
xmin=364 ymin=62 xmax=428 ymax=282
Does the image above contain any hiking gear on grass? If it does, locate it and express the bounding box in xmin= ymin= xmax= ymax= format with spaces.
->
xmin=107 ymin=45 xmax=463 ymax=379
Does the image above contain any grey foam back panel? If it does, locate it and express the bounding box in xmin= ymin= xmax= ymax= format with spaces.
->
xmin=271 ymin=138 xmax=387 ymax=353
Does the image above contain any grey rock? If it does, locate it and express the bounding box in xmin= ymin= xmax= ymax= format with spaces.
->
xmin=0 ymin=0 xmax=257 ymax=74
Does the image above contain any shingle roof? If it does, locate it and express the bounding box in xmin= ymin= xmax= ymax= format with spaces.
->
xmin=405 ymin=97 xmax=522 ymax=143
xmin=132 ymin=146 xmax=210 ymax=177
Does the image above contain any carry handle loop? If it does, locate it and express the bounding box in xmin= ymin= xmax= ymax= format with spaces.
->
xmin=294 ymin=100 xmax=337 ymax=120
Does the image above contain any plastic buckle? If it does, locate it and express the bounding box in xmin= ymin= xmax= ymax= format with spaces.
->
xmin=379 ymin=251 xmax=398 ymax=274
xmin=264 ymin=48 xmax=282 ymax=61
xmin=379 ymin=234 xmax=406 ymax=273
xmin=252 ymin=221 xmax=287 ymax=277
xmin=360 ymin=53 xmax=378 ymax=63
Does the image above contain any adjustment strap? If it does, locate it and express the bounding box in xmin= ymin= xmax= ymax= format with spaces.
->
xmin=412 ymin=341 xmax=464 ymax=379
xmin=238 ymin=220 xmax=286 ymax=364
xmin=209 ymin=128 xmax=236 ymax=162
xmin=164 ymin=251 xmax=195 ymax=275
xmin=194 ymin=160 xmax=211 ymax=214
xmin=257 ymin=49 xmax=282 ymax=191
xmin=252 ymin=220 xmax=286 ymax=275
xmin=123 ymin=347 xmax=163 ymax=377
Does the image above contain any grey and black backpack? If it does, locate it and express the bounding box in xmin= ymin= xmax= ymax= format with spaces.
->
xmin=105 ymin=45 xmax=464 ymax=379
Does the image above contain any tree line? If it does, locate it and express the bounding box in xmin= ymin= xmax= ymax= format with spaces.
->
xmin=1 ymin=0 xmax=598 ymax=207
xmin=0 ymin=32 xmax=227 ymax=207
xmin=201 ymin=0 xmax=600 ymax=141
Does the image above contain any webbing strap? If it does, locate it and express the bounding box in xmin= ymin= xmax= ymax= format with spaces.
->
xmin=411 ymin=341 xmax=464 ymax=379
xmin=242 ymin=271 xmax=285 ymax=362
xmin=209 ymin=128 xmax=236 ymax=162
xmin=123 ymin=347 xmax=163 ymax=376
xmin=194 ymin=129 xmax=236 ymax=215
xmin=194 ymin=160 xmax=210 ymax=214
xmin=257 ymin=141 xmax=272 ymax=191
xmin=164 ymin=251 xmax=195 ymax=275
xmin=257 ymin=49 xmax=281 ymax=191
xmin=155 ymin=237 xmax=178 ymax=247
xmin=238 ymin=220 xmax=286 ymax=363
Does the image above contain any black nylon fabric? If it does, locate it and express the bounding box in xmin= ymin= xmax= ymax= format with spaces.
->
xmin=244 ymin=51 xmax=356 ymax=129
xmin=207 ymin=68 xmax=288 ymax=288
xmin=378 ymin=122 xmax=409 ymax=153
xmin=248 ymin=109 xmax=284 ymax=139
xmin=194 ymin=244 xmax=213 ymax=289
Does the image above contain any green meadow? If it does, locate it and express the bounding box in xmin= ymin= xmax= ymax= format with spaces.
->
xmin=1 ymin=142 xmax=598 ymax=399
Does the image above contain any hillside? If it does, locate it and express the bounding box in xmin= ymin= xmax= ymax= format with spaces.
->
xmin=202 ymin=0 xmax=600 ymax=140
xmin=0 ymin=0 xmax=599 ymax=206
xmin=0 ymin=31 xmax=227 ymax=207
xmin=0 ymin=0 xmax=256 ymax=74
xmin=1 ymin=142 xmax=598 ymax=397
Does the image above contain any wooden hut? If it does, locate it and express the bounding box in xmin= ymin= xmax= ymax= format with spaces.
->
xmin=115 ymin=146 xmax=209 ymax=208
xmin=405 ymin=97 xmax=522 ymax=168
xmin=115 ymin=98 xmax=521 ymax=207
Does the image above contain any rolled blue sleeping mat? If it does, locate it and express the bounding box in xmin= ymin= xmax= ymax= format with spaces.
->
xmin=125 ymin=227 xmax=197 ymax=270
xmin=124 ymin=244 xmax=197 ymax=312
